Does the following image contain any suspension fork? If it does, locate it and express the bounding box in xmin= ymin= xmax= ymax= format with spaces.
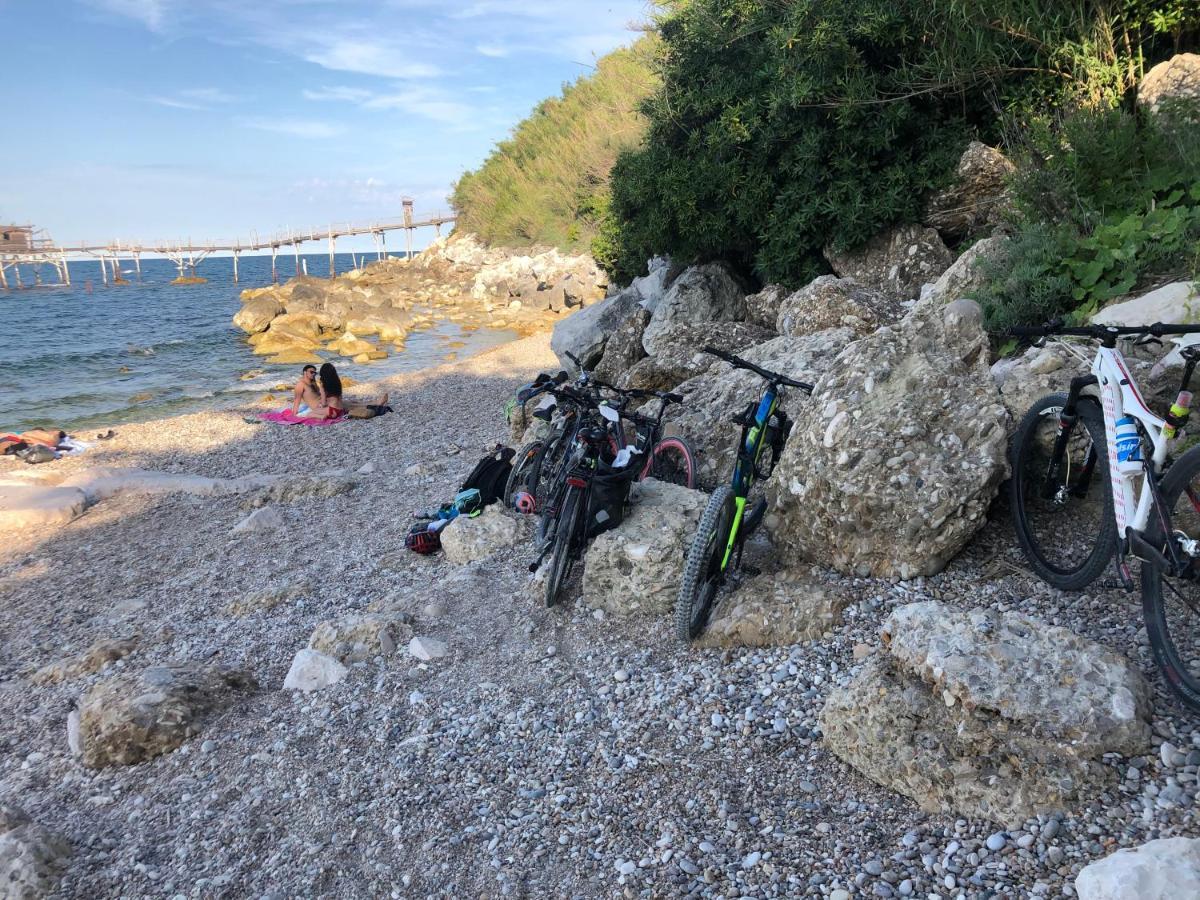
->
xmin=1040 ymin=374 xmax=1099 ymax=500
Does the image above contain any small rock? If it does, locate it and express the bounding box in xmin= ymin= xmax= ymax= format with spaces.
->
xmin=232 ymin=506 xmax=283 ymax=533
xmin=282 ymin=649 xmax=348 ymax=693
xmin=408 ymin=636 xmax=448 ymax=661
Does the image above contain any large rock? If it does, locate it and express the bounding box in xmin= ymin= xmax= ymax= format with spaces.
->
xmin=0 ymin=483 xmax=87 ymax=531
xmin=744 ymin=284 xmax=789 ymax=330
xmin=915 ymin=235 xmax=1009 ymax=315
xmin=582 ymin=479 xmax=707 ymax=617
xmin=1075 ymin=837 xmax=1200 ymax=900
xmin=642 ymin=263 xmax=746 ymax=356
xmin=694 ymin=573 xmax=847 ymax=648
xmin=282 ymin=649 xmax=348 ymax=693
xmin=923 ymin=142 xmax=1015 ymax=240
xmin=77 ymin=663 xmax=255 ymax=768
xmin=593 ymin=306 xmax=651 ymax=384
xmin=628 ymin=256 xmax=674 ymax=313
xmin=440 ymin=506 xmax=523 ymax=564
xmin=309 ymin=613 xmax=412 ymax=663
xmin=551 ymin=286 xmax=642 ymax=372
xmin=821 ymin=601 xmax=1152 ymax=825
xmin=0 ymin=803 xmax=71 ymax=900
xmin=826 ymin=224 xmax=955 ymax=303
xmin=1138 ymin=53 xmax=1200 ymax=118
xmin=620 ymin=322 xmax=775 ymax=393
xmin=770 ymin=300 xmax=1007 ymax=578
xmin=233 ymin=294 xmax=284 ymax=334
xmin=775 ymin=276 xmax=901 ymax=338
xmin=661 ymin=328 xmax=854 ymax=488
xmin=1093 ymin=281 xmax=1200 ymax=369
xmin=31 ymin=636 xmax=138 ymax=685
xmin=344 ymin=306 xmax=412 ymax=342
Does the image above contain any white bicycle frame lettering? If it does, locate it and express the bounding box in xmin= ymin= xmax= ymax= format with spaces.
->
xmin=1092 ymin=344 xmax=1168 ymax=538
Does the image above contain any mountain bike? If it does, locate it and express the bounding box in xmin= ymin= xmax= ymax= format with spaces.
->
xmin=1008 ymin=320 xmax=1200 ymax=710
xmin=675 ymin=346 xmax=813 ymax=642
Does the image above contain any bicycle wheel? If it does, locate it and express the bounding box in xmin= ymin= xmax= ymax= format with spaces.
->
xmin=642 ymin=435 xmax=697 ymax=489
xmin=1010 ymin=393 xmax=1117 ymax=590
xmin=1141 ymin=445 xmax=1200 ymax=710
xmin=675 ymin=484 xmax=736 ymax=642
xmin=544 ymin=485 xmax=582 ymax=608
xmin=504 ymin=439 xmax=544 ymax=509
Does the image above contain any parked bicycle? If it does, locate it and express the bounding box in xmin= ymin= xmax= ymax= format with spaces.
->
xmin=675 ymin=346 xmax=812 ymax=642
xmin=1008 ymin=319 xmax=1200 ymax=710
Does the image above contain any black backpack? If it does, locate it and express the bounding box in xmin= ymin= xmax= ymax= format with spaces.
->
xmin=459 ymin=445 xmax=516 ymax=506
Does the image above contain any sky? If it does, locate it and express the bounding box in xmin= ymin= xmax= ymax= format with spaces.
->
xmin=0 ymin=0 xmax=651 ymax=251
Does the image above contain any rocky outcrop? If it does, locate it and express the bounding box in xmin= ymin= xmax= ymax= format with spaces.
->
xmin=551 ymin=287 xmax=642 ymax=372
xmin=1138 ymin=53 xmax=1200 ymax=118
xmin=309 ymin=613 xmax=412 ymax=663
xmin=775 ymin=276 xmax=901 ymax=338
xmin=769 ymin=300 xmax=1007 ymax=579
xmin=660 ymin=328 xmax=854 ymax=488
xmin=826 ymin=224 xmax=955 ymax=303
xmin=923 ymin=142 xmax=1015 ymax=240
xmin=694 ymin=573 xmax=847 ymax=648
xmin=915 ymin=235 xmax=1009 ymax=315
xmin=593 ymin=306 xmax=651 ymax=384
xmin=620 ymin=322 xmax=775 ymax=392
xmin=440 ymin=506 xmax=523 ymax=564
xmin=31 ymin=636 xmax=138 ymax=685
xmin=0 ymin=803 xmax=71 ymax=900
xmin=821 ymin=601 xmax=1152 ymax=826
xmin=233 ymin=294 xmax=284 ymax=334
xmin=76 ymin=663 xmax=256 ymax=768
xmin=582 ymin=479 xmax=707 ymax=617
xmin=990 ymin=342 xmax=1081 ymax=422
xmin=642 ymin=263 xmax=746 ymax=356
xmin=1075 ymin=837 xmax=1200 ymax=900
xmin=744 ymin=285 xmax=789 ymax=330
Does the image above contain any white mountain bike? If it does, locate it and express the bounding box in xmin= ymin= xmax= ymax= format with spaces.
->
xmin=1008 ymin=320 xmax=1200 ymax=711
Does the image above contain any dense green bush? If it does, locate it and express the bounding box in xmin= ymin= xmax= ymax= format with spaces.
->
xmin=451 ymin=39 xmax=657 ymax=251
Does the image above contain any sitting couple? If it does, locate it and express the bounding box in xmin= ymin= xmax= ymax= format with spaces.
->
xmin=291 ymin=363 xmax=389 ymax=419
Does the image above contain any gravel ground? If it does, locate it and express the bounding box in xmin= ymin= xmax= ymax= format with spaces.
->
xmin=1 ymin=329 xmax=1198 ymax=899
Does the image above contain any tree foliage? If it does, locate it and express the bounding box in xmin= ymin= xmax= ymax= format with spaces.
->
xmin=451 ymin=38 xmax=658 ymax=251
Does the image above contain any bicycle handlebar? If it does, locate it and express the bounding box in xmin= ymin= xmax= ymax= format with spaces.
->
xmin=702 ymin=345 xmax=813 ymax=392
xmin=1009 ymin=319 xmax=1200 ymax=339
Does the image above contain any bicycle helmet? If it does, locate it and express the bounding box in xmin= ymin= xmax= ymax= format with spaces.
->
xmin=514 ymin=490 xmax=537 ymax=514
xmin=405 ymin=522 xmax=442 ymax=554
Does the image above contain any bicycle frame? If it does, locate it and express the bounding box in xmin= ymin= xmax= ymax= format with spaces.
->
xmin=719 ymin=384 xmax=781 ymax=569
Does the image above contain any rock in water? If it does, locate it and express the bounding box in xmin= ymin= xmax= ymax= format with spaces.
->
xmin=440 ymin=506 xmax=523 ymax=564
xmin=283 ymin=649 xmax=348 ymax=692
xmin=769 ymin=300 xmax=1007 ymax=578
xmin=660 ymin=328 xmax=853 ymax=489
xmin=233 ymin=294 xmax=284 ymax=334
xmin=582 ymin=479 xmax=707 ymax=617
xmin=775 ymin=276 xmax=901 ymax=338
xmin=825 ymin=224 xmax=955 ymax=303
xmin=641 ymin=263 xmax=746 ymax=356
xmin=0 ymin=803 xmax=71 ymax=899
xmin=821 ymin=601 xmax=1151 ymax=825
xmin=1075 ymin=837 xmax=1200 ymax=899
xmin=77 ymin=663 xmax=256 ymax=768
xmin=695 ymin=573 xmax=847 ymax=647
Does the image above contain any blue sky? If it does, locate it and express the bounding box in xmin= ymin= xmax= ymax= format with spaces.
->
xmin=0 ymin=0 xmax=650 ymax=251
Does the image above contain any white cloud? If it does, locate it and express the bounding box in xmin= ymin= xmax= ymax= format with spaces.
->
xmin=85 ymin=0 xmax=170 ymax=31
xmin=303 ymin=38 xmax=441 ymax=80
xmin=239 ymin=117 xmax=345 ymax=139
xmin=475 ymin=43 xmax=509 ymax=58
xmin=148 ymin=86 xmax=239 ymax=110
xmin=303 ymin=82 xmax=477 ymax=128
xmin=302 ymin=86 xmax=375 ymax=103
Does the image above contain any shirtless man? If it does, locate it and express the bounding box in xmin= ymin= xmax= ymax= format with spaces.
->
xmin=291 ymin=365 xmax=322 ymax=415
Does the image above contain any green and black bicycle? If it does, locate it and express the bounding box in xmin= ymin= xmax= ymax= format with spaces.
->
xmin=674 ymin=346 xmax=812 ymax=642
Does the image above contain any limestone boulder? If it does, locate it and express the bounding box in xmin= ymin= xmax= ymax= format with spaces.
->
xmin=327 ymin=332 xmax=375 ymax=358
xmin=309 ymin=613 xmax=412 ymax=663
xmin=233 ymin=295 xmax=284 ymax=334
xmin=1139 ymin=53 xmax=1200 ymax=118
xmin=1076 ymin=837 xmax=1200 ymax=900
xmin=821 ymin=601 xmax=1152 ymax=826
xmin=659 ymin=328 xmax=854 ymax=489
xmin=990 ymin=342 xmax=1082 ymax=423
xmin=826 ymin=224 xmax=955 ymax=303
xmin=776 ymin=276 xmax=901 ymax=338
xmin=694 ymin=573 xmax=847 ymax=648
xmin=440 ymin=506 xmax=523 ymax=564
xmin=628 ymin=256 xmax=674 ymax=314
xmin=551 ymin=286 xmax=642 ymax=372
xmin=0 ymin=483 xmax=87 ymax=531
xmin=0 ymin=803 xmax=71 ymax=900
xmin=769 ymin=300 xmax=1007 ymax=578
xmin=582 ymin=479 xmax=707 ymax=617
xmin=77 ymin=663 xmax=256 ymax=768
xmin=914 ymin=235 xmax=1009 ymax=315
xmin=744 ymin=285 xmax=789 ymax=330
xmin=1093 ymin=282 xmax=1200 ymax=370
xmin=642 ymin=263 xmax=746 ymax=356
xmin=593 ymin=306 xmax=651 ymax=384
xmin=265 ymin=312 xmax=324 ymax=344
xmin=345 ymin=307 xmax=412 ymax=342
xmin=923 ymin=141 xmax=1015 ymax=240
xmin=620 ymin=322 xmax=775 ymax=393
xmin=31 ymin=635 xmax=138 ymax=684
xmin=282 ymin=649 xmax=348 ymax=693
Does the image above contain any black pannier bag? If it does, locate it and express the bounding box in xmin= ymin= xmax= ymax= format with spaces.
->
xmin=585 ymin=458 xmax=642 ymax=538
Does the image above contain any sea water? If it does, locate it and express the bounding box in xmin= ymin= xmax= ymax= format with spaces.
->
xmin=0 ymin=253 xmax=516 ymax=434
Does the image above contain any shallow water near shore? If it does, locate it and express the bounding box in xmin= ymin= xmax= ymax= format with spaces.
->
xmin=0 ymin=252 xmax=516 ymax=434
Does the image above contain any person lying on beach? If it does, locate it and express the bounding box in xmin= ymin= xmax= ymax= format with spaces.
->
xmin=291 ymin=365 xmax=322 ymax=415
xmin=316 ymin=362 xmax=390 ymax=419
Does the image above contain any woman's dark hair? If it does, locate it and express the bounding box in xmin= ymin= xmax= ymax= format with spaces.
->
xmin=318 ymin=362 xmax=343 ymax=400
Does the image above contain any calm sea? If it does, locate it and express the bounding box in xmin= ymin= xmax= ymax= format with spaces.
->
xmin=0 ymin=253 xmax=516 ymax=434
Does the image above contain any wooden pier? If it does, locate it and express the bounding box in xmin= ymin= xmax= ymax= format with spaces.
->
xmin=0 ymin=200 xmax=455 ymax=289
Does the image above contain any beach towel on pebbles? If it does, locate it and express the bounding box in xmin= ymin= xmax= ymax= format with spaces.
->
xmin=258 ymin=410 xmax=348 ymax=427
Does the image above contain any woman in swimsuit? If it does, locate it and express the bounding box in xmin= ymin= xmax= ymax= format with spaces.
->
xmin=316 ymin=362 xmax=389 ymax=418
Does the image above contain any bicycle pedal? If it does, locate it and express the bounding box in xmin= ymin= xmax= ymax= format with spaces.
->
xmin=1115 ymin=558 xmax=1135 ymax=591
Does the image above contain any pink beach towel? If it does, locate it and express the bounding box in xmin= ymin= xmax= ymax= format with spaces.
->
xmin=259 ymin=409 xmax=347 ymax=427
